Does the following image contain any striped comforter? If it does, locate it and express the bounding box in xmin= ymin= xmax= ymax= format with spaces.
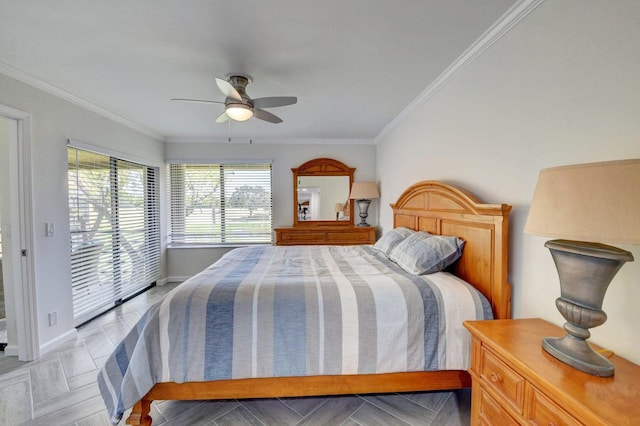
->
xmin=98 ymin=245 xmax=493 ymax=424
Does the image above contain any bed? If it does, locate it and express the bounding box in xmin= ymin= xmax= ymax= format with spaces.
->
xmin=98 ymin=181 xmax=511 ymax=425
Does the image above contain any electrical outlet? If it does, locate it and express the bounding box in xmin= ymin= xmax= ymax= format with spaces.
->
xmin=49 ymin=311 xmax=57 ymax=326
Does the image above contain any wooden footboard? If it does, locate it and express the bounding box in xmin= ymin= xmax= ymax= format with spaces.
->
xmin=127 ymin=370 xmax=471 ymax=425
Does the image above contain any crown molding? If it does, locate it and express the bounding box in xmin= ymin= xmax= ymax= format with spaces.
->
xmin=164 ymin=136 xmax=374 ymax=145
xmin=375 ymin=0 xmax=546 ymax=143
xmin=0 ymin=62 xmax=165 ymax=142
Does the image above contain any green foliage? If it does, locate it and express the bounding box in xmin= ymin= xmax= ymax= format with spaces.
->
xmin=228 ymin=185 xmax=269 ymax=216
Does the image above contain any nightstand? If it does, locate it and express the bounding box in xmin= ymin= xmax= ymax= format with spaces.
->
xmin=464 ymin=318 xmax=640 ymax=425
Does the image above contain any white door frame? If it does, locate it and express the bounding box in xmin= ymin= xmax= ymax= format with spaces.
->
xmin=0 ymin=104 xmax=38 ymax=361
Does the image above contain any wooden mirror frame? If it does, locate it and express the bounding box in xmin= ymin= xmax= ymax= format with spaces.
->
xmin=292 ymin=158 xmax=355 ymax=227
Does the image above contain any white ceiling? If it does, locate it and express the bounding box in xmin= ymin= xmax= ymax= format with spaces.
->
xmin=0 ymin=1 xmax=516 ymax=143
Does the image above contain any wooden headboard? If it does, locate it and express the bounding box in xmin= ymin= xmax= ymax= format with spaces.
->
xmin=390 ymin=181 xmax=512 ymax=319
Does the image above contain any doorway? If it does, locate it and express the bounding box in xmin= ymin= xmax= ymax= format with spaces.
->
xmin=0 ymin=115 xmax=13 ymax=351
xmin=0 ymin=107 xmax=37 ymax=361
xmin=0 ymin=213 xmax=4 ymax=350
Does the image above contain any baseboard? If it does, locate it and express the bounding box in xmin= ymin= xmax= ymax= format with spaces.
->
xmin=165 ymin=276 xmax=191 ymax=284
xmin=39 ymin=328 xmax=78 ymax=357
xmin=3 ymin=344 xmax=18 ymax=356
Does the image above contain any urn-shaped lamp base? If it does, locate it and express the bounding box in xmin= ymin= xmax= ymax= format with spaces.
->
xmin=543 ymin=239 xmax=634 ymax=377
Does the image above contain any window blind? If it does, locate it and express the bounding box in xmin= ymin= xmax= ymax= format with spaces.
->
xmin=168 ymin=163 xmax=272 ymax=244
xmin=68 ymin=147 xmax=160 ymax=325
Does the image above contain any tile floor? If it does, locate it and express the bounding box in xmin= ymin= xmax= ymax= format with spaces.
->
xmin=0 ymin=283 xmax=471 ymax=425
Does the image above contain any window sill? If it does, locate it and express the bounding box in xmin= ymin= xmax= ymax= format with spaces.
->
xmin=167 ymin=243 xmax=272 ymax=250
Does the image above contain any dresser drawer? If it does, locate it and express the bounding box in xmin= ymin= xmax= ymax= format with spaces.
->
xmin=526 ymin=384 xmax=582 ymax=426
xmin=279 ymin=231 xmax=326 ymax=242
xmin=477 ymin=385 xmax=520 ymax=426
xmin=274 ymin=226 xmax=375 ymax=245
xmin=479 ymin=347 xmax=526 ymax=414
xmin=326 ymin=230 xmax=372 ymax=243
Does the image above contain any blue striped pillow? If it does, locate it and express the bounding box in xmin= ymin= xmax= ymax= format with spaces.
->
xmin=373 ymin=227 xmax=416 ymax=256
xmin=389 ymin=231 xmax=465 ymax=275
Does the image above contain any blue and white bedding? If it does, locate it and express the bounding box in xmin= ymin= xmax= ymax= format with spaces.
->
xmin=98 ymin=244 xmax=493 ymax=424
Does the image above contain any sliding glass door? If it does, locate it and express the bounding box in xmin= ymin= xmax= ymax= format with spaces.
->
xmin=68 ymin=147 xmax=160 ymax=325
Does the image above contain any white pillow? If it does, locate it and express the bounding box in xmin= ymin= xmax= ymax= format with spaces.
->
xmin=373 ymin=227 xmax=416 ymax=256
xmin=389 ymin=231 xmax=465 ymax=275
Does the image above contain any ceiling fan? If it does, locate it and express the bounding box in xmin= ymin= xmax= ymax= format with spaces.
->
xmin=171 ymin=75 xmax=297 ymax=124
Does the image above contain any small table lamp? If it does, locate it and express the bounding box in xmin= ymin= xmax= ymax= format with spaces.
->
xmin=334 ymin=203 xmax=344 ymax=220
xmin=349 ymin=182 xmax=380 ymax=227
xmin=524 ymin=159 xmax=640 ymax=377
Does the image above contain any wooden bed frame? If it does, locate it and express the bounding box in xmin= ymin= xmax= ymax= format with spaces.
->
xmin=127 ymin=181 xmax=512 ymax=425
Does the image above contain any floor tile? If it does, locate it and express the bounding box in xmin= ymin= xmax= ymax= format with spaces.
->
xmin=350 ymin=402 xmax=412 ymax=426
xmin=361 ymin=393 xmax=438 ymax=424
xmin=430 ymin=389 xmax=472 ymax=426
xmin=29 ymin=356 xmax=69 ymax=404
xmin=296 ymin=395 xmax=364 ymax=425
xmin=279 ymin=394 xmax=331 ymax=417
xmin=34 ymin=381 xmax=101 ymax=419
xmin=156 ymin=400 xmax=238 ymax=426
xmin=23 ymin=394 xmax=105 ymax=426
xmin=214 ymin=405 xmax=264 ymax=426
xmin=239 ymin=398 xmax=302 ymax=425
xmin=59 ymin=344 xmax=97 ymax=378
xmin=0 ymin=370 xmax=33 ymax=425
xmin=81 ymin=330 xmax=117 ymax=360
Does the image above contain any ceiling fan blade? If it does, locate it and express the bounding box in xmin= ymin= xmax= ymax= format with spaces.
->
xmin=215 ymin=77 xmax=242 ymax=101
xmin=171 ymin=98 xmax=224 ymax=104
xmin=253 ymin=108 xmax=283 ymax=124
xmin=215 ymin=111 xmax=230 ymax=123
xmin=252 ymin=96 xmax=298 ymax=109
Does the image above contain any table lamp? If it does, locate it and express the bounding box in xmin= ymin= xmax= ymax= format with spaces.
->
xmin=524 ymin=159 xmax=640 ymax=376
xmin=349 ymin=182 xmax=380 ymax=227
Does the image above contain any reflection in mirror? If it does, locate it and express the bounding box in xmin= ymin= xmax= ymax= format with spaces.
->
xmin=297 ymin=176 xmax=350 ymax=221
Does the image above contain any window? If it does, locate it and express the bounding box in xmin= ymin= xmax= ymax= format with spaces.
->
xmin=68 ymin=146 xmax=160 ymax=325
xmin=168 ymin=163 xmax=272 ymax=245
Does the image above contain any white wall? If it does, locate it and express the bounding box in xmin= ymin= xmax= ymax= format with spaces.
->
xmin=376 ymin=0 xmax=640 ymax=363
xmin=164 ymin=142 xmax=376 ymax=277
xmin=0 ymin=73 xmax=165 ymax=354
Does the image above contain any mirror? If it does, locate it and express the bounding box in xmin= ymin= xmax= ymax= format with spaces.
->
xmin=292 ymin=158 xmax=355 ymax=227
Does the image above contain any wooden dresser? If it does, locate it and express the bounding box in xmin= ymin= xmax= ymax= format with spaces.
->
xmin=274 ymin=226 xmax=375 ymax=246
xmin=464 ymin=318 xmax=640 ymax=426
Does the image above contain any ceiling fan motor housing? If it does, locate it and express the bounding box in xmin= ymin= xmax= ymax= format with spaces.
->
xmin=226 ymin=75 xmax=253 ymax=105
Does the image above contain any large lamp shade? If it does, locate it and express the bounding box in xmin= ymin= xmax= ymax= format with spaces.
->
xmin=525 ymin=159 xmax=640 ymax=243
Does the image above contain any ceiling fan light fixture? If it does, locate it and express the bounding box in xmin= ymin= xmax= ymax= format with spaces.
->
xmin=225 ymin=103 xmax=253 ymax=121
xmin=174 ymin=75 xmax=295 ymax=124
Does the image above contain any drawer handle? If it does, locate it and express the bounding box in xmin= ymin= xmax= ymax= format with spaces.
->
xmin=490 ymin=372 xmax=503 ymax=383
